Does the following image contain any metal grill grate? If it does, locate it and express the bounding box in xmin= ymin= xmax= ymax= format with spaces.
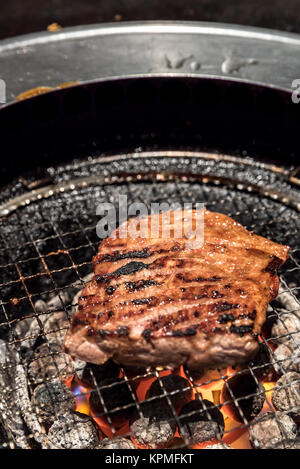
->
xmin=0 ymin=152 xmax=299 ymax=449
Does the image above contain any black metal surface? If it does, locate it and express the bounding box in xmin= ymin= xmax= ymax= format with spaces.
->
xmin=0 ymin=75 xmax=300 ymax=191
xmin=2 ymin=0 xmax=300 ymax=40
xmin=0 ymin=75 xmax=299 ymax=449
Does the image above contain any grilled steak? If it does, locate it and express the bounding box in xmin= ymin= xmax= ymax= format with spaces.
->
xmin=64 ymin=209 xmax=289 ymax=370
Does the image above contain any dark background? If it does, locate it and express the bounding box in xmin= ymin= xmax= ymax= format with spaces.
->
xmin=1 ymin=0 xmax=300 ymax=40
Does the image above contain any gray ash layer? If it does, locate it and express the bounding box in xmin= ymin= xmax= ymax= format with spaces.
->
xmin=130 ymin=401 xmax=176 ymax=449
xmin=249 ymin=411 xmax=298 ymax=449
xmin=205 ymin=443 xmax=232 ymax=449
xmin=32 ymin=380 xmax=75 ymax=423
xmin=27 ymin=342 xmax=74 ymax=386
xmin=271 ymin=372 xmax=300 ymax=422
xmin=179 ymin=399 xmax=224 ymax=445
xmin=273 ymin=344 xmax=300 ymax=374
xmin=48 ymin=412 xmax=99 ymax=449
xmin=95 ymin=437 xmax=136 ymax=449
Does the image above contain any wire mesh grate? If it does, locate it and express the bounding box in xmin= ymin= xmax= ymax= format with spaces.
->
xmin=0 ymin=155 xmax=299 ymax=449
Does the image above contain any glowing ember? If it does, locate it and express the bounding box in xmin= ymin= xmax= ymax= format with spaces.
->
xmin=65 ymin=360 xmax=280 ymax=450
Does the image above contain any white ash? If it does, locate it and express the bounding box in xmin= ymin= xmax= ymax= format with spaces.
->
xmin=271 ymin=313 xmax=300 ymax=347
xmin=95 ymin=437 xmax=136 ymax=449
xmin=178 ymin=399 xmax=225 ymax=446
xmin=130 ymin=402 xmax=176 ymax=449
xmin=273 ymin=343 xmax=300 ymax=375
xmin=205 ymin=443 xmax=232 ymax=449
xmin=27 ymin=342 xmax=74 ymax=386
xmin=249 ymin=411 xmax=297 ymax=449
xmin=276 ymin=285 xmax=300 ymax=314
xmin=32 ymin=380 xmax=75 ymax=423
xmin=48 ymin=412 xmax=99 ymax=449
xmin=43 ymin=311 xmax=71 ymax=346
xmin=271 ymin=372 xmax=300 ymax=422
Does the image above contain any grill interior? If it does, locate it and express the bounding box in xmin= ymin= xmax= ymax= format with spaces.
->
xmin=0 ymin=76 xmax=300 ymax=449
xmin=0 ymin=151 xmax=299 ymax=449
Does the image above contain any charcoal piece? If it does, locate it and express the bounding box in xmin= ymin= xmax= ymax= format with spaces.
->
xmin=121 ymin=365 xmax=148 ymax=390
xmin=44 ymin=311 xmax=71 ymax=345
xmin=32 ymin=380 xmax=75 ymax=422
xmin=27 ymin=342 xmax=74 ymax=385
xmin=249 ymin=411 xmax=297 ymax=449
xmin=271 ymin=372 xmax=300 ymax=422
xmin=130 ymin=401 xmax=176 ymax=449
xmin=221 ymin=372 xmax=265 ymax=423
xmin=205 ymin=443 xmax=232 ymax=449
xmin=78 ymin=360 xmax=120 ymax=388
xmin=183 ymin=366 xmax=204 ymax=384
xmin=248 ymin=342 xmax=274 ymax=380
xmin=95 ymin=437 xmax=136 ymax=449
xmin=146 ymin=375 xmax=193 ymax=411
xmin=271 ymin=313 xmax=300 ymax=347
xmin=89 ymin=378 xmax=136 ymax=427
xmin=48 ymin=412 xmax=99 ymax=449
xmin=179 ymin=399 xmax=224 ymax=445
xmin=273 ymin=344 xmax=300 ymax=375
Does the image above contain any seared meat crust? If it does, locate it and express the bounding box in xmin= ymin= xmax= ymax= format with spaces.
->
xmin=64 ymin=210 xmax=289 ymax=370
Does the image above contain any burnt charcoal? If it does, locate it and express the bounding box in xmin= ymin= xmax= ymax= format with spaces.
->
xmin=146 ymin=375 xmax=193 ymax=411
xmin=271 ymin=313 xmax=300 ymax=347
xmin=89 ymin=378 xmax=136 ymax=427
xmin=205 ymin=443 xmax=232 ymax=449
xmin=48 ymin=411 xmax=99 ymax=449
xmin=179 ymin=399 xmax=224 ymax=445
xmin=249 ymin=412 xmax=297 ymax=449
xmin=273 ymin=343 xmax=300 ymax=375
xmin=27 ymin=342 xmax=74 ymax=385
xmin=121 ymin=365 xmax=148 ymax=390
xmin=130 ymin=401 xmax=176 ymax=449
xmin=221 ymin=372 xmax=265 ymax=423
xmin=248 ymin=342 xmax=274 ymax=380
xmin=44 ymin=311 xmax=71 ymax=346
xmin=271 ymin=372 xmax=300 ymax=422
xmin=32 ymin=380 xmax=75 ymax=423
xmin=78 ymin=360 xmax=120 ymax=388
xmin=95 ymin=437 xmax=136 ymax=449
xmin=183 ymin=366 xmax=204 ymax=384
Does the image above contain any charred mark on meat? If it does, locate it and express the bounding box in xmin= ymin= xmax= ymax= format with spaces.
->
xmin=96 ymin=261 xmax=149 ymax=283
xmin=229 ymin=324 xmax=254 ymax=336
xmin=176 ymin=273 xmax=222 ymax=283
xmin=264 ymin=257 xmax=282 ymax=276
xmin=172 ymin=330 xmax=184 ymax=337
xmin=98 ymin=248 xmax=150 ymax=263
xmin=194 ymin=310 xmax=199 ymax=318
xmin=142 ymin=328 xmax=152 ymax=340
xmin=218 ymin=313 xmax=235 ymax=324
xmin=117 ymin=326 xmax=129 ymax=336
xmin=106 ymin=286 xmax=116 ymax=295
xmin=212 ymin=290 xmax=223 ymax=298
xmin=184 ymin=327 xmax=197 ymax=336
xmin=216 ymin=302 xmax=241 ymax=312
xmin=72 ymin=316 xmax=90 ymax=326
xmin=126 ymin=279 xmax=161 ymax=291
xmin=132 ymin=296 xmax=155 ymax=306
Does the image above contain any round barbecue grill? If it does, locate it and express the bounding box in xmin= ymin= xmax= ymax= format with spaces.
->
xmin=0 ymin=23 xmax=300 ymax=450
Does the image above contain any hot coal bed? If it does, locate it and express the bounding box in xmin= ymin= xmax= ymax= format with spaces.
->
xmin=0 ymin=148 xmax=299 ymax=450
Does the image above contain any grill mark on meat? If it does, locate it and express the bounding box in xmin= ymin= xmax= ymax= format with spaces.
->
xmin=176 ymin=273 xmax=222 ymax=283
xmin=96 ymin=261 xmax=149 ymax=283
xmin=65 ymin=209 xmax=289 ymax=369
xmin=229 ymin=324 xmax=254 ymax=336
xmin=125 ymin=279 xmax=161 ymax=291
xmin=264 ymin=256 xmax=282 ymax=276
xmin=94 ymin=244 xmax=183 ymax=265
xmin=215 ymin=302 xmax=241 ymax=312
xmin=96 ymin=248 xmax=151 ymax=263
